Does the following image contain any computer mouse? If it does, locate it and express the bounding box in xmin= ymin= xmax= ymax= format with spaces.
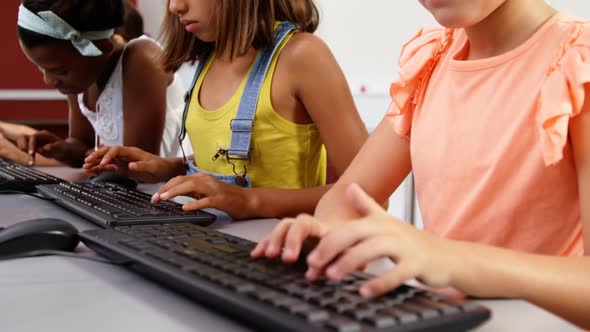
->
xmin=0 ymin=218 xmax=79 ymax=256
xmin=89 ymin=172 xmax=138 ymax=189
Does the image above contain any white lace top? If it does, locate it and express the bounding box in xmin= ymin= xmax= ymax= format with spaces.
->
xmin=77 ymin=36 xmax=187 ymax=157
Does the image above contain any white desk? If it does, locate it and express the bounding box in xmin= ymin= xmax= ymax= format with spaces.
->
xmin=0 ymin=167 xmax=578 ymax=332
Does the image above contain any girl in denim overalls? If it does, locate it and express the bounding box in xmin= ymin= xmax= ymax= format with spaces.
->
xmin=84 ymin=0 xmax=368 ymax=220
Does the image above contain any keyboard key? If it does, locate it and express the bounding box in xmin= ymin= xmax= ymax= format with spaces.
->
xmin=286 ymin=302 xmax=312 ymax=314
xmin=327 ymin=301 xmax=358 ymax=314
xmin=380 ymin=307 xmax=420 ymax=324
xmin=310 ymin=295 xmax=341 ymax=307
xmin=296 ymin=308 xmax=330 ymax=322
xmin=363 ymin=314 xmax=397 ymax=328
xmin=229 ymin=282 xmax=256 ymax=294
xmin=255 ymin=289 xmax=282 ymax=301
xmin=400 ymin=302 xmax=440 ymax=319
xmin=414 ymin=296 xmax=461 ymax=315
xmin=325 ymin=316 xmax=362 ymax=332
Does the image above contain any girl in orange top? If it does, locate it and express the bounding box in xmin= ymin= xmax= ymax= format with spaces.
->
xmin=253 ymin=0 xmax=590 ymax=327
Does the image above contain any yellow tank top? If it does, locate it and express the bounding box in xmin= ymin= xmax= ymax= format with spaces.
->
xmin=185 ymin=31 xmax=327 ymax=189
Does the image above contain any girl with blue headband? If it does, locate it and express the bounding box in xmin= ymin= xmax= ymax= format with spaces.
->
xmin=14 ymin=0 xmax=186 ymax=167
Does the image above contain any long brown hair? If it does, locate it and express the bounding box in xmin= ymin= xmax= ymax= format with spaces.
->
xmin=160 ymin=0 xmax=320 ymax=72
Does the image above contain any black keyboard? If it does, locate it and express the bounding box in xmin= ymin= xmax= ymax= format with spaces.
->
xmin=80 ymin=223 xmax=491 ymax=332
xmin=36 ymin=182 xmax=216 ymax=227
xmin=0 ymin=158 xmax=62 ymax=192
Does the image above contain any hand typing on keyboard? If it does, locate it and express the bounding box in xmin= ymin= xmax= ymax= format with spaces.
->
xmin=152 ymin=172 xmax=252 ymax=220
xmin=85 ymin=146 xmax=255 ymax=220
xmin=252 ymin=183 xmax=459 ymax=298
xmin=17 ymin=130 xmax=86 ymax=167
xmin=0 ymin=133 xmax=29 ymax=166
xmin=83 ymin=146 xmax=185 ymax=183
xmin=17 ymin=130 xmax=60 ymax=166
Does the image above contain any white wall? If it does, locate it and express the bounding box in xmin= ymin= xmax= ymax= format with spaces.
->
xmin=135 ymin=0 xmax=590 ymax=223
xmin=136 ymin=1 xmax=167 ymax=38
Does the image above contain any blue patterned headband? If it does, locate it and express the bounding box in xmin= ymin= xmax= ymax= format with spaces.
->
xmin=17 ymin=4 xmax=114 ymax=56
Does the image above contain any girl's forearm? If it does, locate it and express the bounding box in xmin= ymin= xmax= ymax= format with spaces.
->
xmin=60 ymin=138 xmax=94 ymax=167
xmin=34 ymin=154 xmax=62 ymax=166
xmin=0 ymin=122 xmax=36 ymax=141
xmin=447 ymin=241 xmax=590 ymax=329
xmin=246 ymin=185 xmax=333 ymax=219
xmin=314 ymin=182 xmax=363 ymax=220
xmin=164 ymin=157 xmax=188 ymax=178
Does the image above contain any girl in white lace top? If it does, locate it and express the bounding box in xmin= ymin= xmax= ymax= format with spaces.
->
xmin=75 ymin=35 xmax=185 ymax=158
xmin=14 ymin=0 xmax=184 ymax=167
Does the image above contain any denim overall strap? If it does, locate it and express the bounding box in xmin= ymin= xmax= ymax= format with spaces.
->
xmin=227 ymin=21 xmax=297 ymax=160
xmin=185 ymin=161 xmax=253 ymax=188
xmin=177 ymin=57 xmax=208 ymax=165
xmin=180 ymin=22 xmax=297 ymax=189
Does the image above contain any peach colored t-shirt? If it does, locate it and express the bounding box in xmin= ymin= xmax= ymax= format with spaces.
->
xmin=387 ymin=13 xmax=589 ymax=255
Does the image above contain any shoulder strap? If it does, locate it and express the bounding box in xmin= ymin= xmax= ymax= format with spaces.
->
xmin=177 ymin=56 xmax=208 ymax=162
xmin=227 ymin=21 xmax=297 ymax=160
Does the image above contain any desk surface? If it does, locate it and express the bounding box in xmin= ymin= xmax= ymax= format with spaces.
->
xmin=0 ymin=167 xmax=578 ymax=332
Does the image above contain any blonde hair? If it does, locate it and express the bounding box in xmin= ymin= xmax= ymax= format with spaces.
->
xmin=160 ymin=0 xmax=320 ymax=72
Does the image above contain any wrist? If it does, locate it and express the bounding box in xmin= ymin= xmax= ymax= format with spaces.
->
xmin=444 ymin=240 xmax=526 ymax=299
xmin=442 ymin=239 xmax=469 ymax=291
xmin=59 ymin=139 xmax=87 ymax=167
xmin=60 ymin=148 xmax=85 ymax=168
xmin=243 ymin=188 xmax=263 ymax=219
xmin=164 ymin=157 xmax=186 ymax=178
xmin=426 ymin=235 xmax=485 ymax=296
xmin=17 ymin=151 xmax=30 ymax=166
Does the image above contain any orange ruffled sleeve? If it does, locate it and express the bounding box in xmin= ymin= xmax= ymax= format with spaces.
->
xmin=386 ymin=28 xmax=449 ymax=138
xmin=538 ymin=22 xmax=590 ymax=165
